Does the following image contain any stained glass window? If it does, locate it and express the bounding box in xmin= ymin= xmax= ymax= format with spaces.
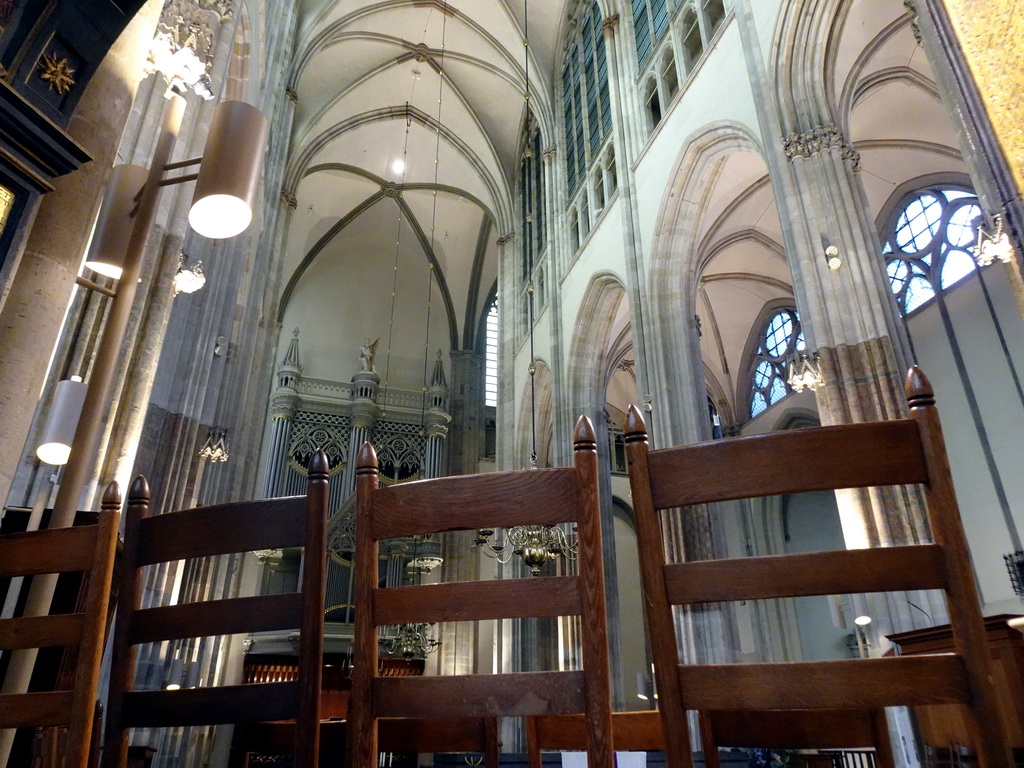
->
xmin=749 ymin=309 xmax=804 ymax=419
xmin=0 ymin=185 xmax=14 ymax=238
xmin=882 ymin=187 xmax=982 ymax=315
xmin=485 ymin=300 xmax=498 ymax=407
xmin=562 ymin=2 xmax=611 ymax=196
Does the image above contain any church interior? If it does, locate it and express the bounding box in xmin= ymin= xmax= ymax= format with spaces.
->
xmin=1 ymin=0 xmax=1024 ymax=766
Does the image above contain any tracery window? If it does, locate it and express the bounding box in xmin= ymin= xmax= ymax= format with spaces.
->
xmin=631 ymin=0 xmax=726 ymax=133
xmin=485 ymin=300 xmax=498 ymax=407
xmin=882 ymin=186 xmax=982 ymax=316
xmin=562 ymin=2 xmax=611 ymax=197
xmin=633 ymin=0 xmax=670 ymax=70
xmin=749 ymin=308 xmax=804 ymax=419
xmin=520 ymin=114 xmax=545 ymax=282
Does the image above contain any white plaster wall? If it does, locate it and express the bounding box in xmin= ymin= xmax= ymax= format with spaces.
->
xmin=906 ymin=269 xmax=1024 ymax=613
xmin=278 ymin=233 xmax=452 ymax=388
xmin=632 ymin=20 xmax=760 ymax=258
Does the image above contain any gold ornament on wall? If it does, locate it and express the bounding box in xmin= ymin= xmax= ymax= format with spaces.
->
xmin=37 ymin=51 xmax=75 ymax=94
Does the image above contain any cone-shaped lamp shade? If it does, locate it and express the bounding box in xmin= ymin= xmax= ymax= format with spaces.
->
xmin=36 ymin=377 xmax=87 ymax=465
xmin=83 ymin=164 xmax=149 ymax=279
xmin=189 ymin=100 xmax=269 ymax=239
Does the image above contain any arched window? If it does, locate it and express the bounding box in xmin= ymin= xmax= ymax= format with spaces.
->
xmin=749 ymin=308 xmax=805 ymax=418
xmin=485 ymin=300 xmax=498 ymax=407
xmin=520 ymin=113 xmax=545 ymax=282
xmin=562 ymin=2 xmax=611 ymax=196
xmin=633 ymin=0 xmax=670 ymax=70
xmin=882 ymin=186 xmax=982 ymax=316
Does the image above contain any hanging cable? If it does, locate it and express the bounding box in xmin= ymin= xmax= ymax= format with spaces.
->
xmin=379 ymin=72 xmax=421 ymax=420
xmin=419 ymin=2 xmax=449 ymax=440
xmin=523 ymin=0 xmax=538 ymax=469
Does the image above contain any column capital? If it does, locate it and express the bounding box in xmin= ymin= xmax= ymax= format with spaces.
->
xmin=601 ymin=14 xmax=620 ymax=35
xmin=782 ymin=124 xmax=861 ymax=171
xmin=496 ymin=232 xmax=515 ymax=246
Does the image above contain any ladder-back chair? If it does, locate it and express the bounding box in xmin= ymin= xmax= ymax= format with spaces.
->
xmin=698 ymin=709 xmax=894 ymax=768
xmin=350 ymin=416 xmax=613 ymax=768
xmin=101 ymin=451 xmax=328 ymax=768
xmin=623 ymin=367 xmax=1013 ymax=768
xmin=0 ymin=485 xmax=120 ymax=768
xmin=526 ymin=711 xmax=663 ymax=768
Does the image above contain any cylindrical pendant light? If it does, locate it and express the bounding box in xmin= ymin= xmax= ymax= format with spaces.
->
xmin=189 ymin=100 xmax=269 ymax=239
xmin=83 ymin=164 xmax=149 ymax=279
xmin=36 ymin=376 xmax=88 ymax=465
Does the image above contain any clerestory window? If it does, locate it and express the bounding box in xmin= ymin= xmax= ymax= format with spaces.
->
xmin=749 ymin=308 xmax=805 ymax=419
xmin=881 ymin=186 xmax=982 ymax=316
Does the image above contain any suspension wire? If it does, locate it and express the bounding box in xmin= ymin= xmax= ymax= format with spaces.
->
xmin=523 ymin=0 xmax=537 ymax=468
xmin=420 ymin=2 xmax=449 ymax=438
xmin=380 ymin=76 xmax=420 ymax=420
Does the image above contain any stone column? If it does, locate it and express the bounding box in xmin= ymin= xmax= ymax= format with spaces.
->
xmin=0 ymin=0 xmax=162 ymax=509
xmin=734 ymin=0 xmax=946 ymax=644
xmin=341 ymin=370 xmax=380 ymax=495
xmin=445 ymin=349 xmax=483 ymax=475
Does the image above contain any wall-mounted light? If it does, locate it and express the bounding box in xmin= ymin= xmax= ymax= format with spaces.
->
xmin=974 ymin=213 xmax=1015 ymax=266
xmin=825 ymin=245 xmax=842 ymax=270
xmin=36 ymin=376 xmax=87 ymax=465
xmin=83 ymin=164 xmax=149 ymax=279
xmin=188 ymin=100 xmax=269 ymax=239
xmin=786 ymin=352 xmax=824 ymax=392
xmin=173 ymin=256 xmax=205 ymax=295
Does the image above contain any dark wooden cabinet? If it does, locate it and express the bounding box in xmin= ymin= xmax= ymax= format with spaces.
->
xmin=889 ymin=614 xmax=1024 ymax=750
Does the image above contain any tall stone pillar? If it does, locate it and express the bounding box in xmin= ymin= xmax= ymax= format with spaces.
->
xmin=0 ymin=0 xmax=162 ymax=508
xmin=341 ymin=369 xmax=380 ymax=495
xmin=263 ymin=329 xmax=302 ymax=497
xmin=446 ymin=349 xmax=483 ymax=475
xmin=733 ymin=0 xmax=946 ymax=647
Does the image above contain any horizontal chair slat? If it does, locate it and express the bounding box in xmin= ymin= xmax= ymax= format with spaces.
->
xmin=0 ymin=613 xmax=84 ymax=651
xmin=532 ymin=711 xmax=663 ymax=751
xmin=0 ymin=525 xmax=97 ymax=576
xmin=648 ymin=420 xmax=927 ymax=508
xmin=704 ymin=709 xmax=878 ymax=749
xmin=678 ymin=656 xmax=968 ymax=710
xmin=379 ymin=717 xmax=494 ymax=752
xmin=136 ymin=497 xmax=306 ymax=565
xmin=121 ymin=681 xmax=299 ymax=728
xmin=375 ymin=671 xmax=585 ymax=718
xmin=0 ymin=690 xmax=72 ymax=728
xmin=370 ymin=469 xmax=577 ymax=539
xmin=129 ymin=593 xmax=303 ymax=644
xmin=374 ymin=577 xmax=580 ymax=625
xmin=665 ymin=545 xmax=947 ymax=604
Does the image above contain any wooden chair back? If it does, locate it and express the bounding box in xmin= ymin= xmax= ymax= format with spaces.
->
xmin=235 ymin=716 xmax=500 ymax=768
xmin=526 ymin=711 xmax=663 ymax=768
xmin=100 ymin=451 xmax=329 ymax=768
xmin=350 ymin=416 xmax=613 ymax=768
xmin=698 ymin=709 xmax=894 ymax=768
xmin=0 ymin=487 xmax=120 ymax=768
xmin=623 ymin=366 xmax=1013 ymax=768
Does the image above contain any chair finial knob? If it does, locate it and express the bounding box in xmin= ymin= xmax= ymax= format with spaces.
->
xmin=905 ymin=365 xmax=935 ymax=408
xmin=574 ymin=415 xmax=596 ymax=451
xmin=308 ymin=449 xmax=329 ymax=478
xmin=624 ymin=404 xmax=648 ymax=444
xmin=128 ymin=475 xmax=150 ymax=502
xmin=102 ymin=481 xmax=122 ymax=509
xmin=356 ymin=441 xmax=378 ymax=475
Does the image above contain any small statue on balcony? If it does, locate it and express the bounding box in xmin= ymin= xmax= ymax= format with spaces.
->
xmin=359 ymin=337 xmax=380 ymax=372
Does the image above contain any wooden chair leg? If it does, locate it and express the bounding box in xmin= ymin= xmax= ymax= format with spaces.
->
xmin=526 ymin=716 xmax=541 ymax=768
xmin=698 ymin=713 xmax=720 ymax=768
xmin=871 ymin=709 xmax=895 ymax=768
